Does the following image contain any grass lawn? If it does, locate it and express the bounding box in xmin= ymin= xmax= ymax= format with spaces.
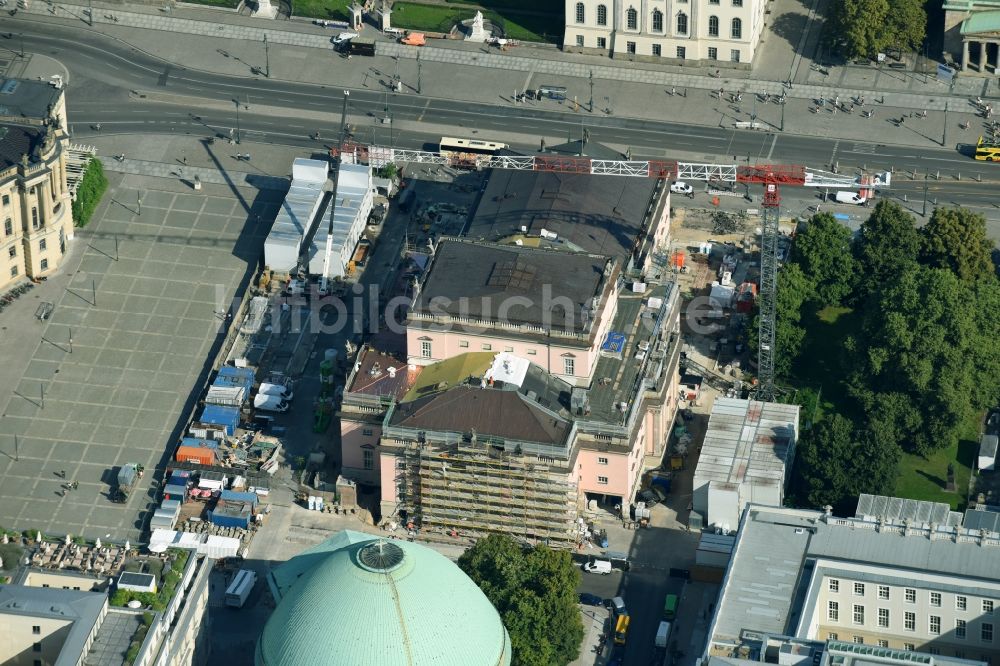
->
xmin=894 ymin=419 xmax=977 ymax=510
xmin=291 ymin=0 xmax=352 ymax=20
xmin=391 ymin=2 xmax=559 ymax=42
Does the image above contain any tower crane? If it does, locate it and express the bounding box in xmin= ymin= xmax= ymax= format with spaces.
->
xmin=330 ymin=142 xmax=891 ymax=400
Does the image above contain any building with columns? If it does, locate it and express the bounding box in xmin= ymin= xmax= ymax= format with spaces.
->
xmin=0 ymin=78 xmax=75 ymax=293
xmin=944 ymin=1 xmax=1000 ymax=75
xmin=563 ymin=0 xmax=768 ymax=67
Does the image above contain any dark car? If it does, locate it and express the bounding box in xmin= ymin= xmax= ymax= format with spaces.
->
xmin=638 ymin=489 xmax=660 ymax=506
xmin=579 ymin=592 xmax=604 ymax=606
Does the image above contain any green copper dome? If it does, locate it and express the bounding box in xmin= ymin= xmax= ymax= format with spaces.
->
xmin=255 ymin=530 xmax=512 ymax=666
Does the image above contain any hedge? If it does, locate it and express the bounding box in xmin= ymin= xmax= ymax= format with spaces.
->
xmin=72 ymin=157 xmax=108 ymax=228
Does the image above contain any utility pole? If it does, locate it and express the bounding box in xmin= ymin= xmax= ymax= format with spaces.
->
xmin=417 ymin=52 xmax=421 ymax=94
xmin=235 ymin=99 xmax=241 ymax=144
xmin=589 ymin=69 xmax=594 ymax=113
xmin=338 ymin=90 xmax=350 ymax=144
xmin=922 ymin=171 xmax=929 ymax=217
xmin=89 ymin=0 xmax=93 ymax=26
xmin=264 ymin=34 xmax=269 ymax=78
xmin=942 ymin=101 xmax=948 ymax=147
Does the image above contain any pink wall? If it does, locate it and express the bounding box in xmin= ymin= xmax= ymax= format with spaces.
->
xmin=576 ymin=449 xmax=634 ymax=500
xmin=340 ymin=420 xmax=380 ymax=479
xmin=379 ymin=452 xmax=398 ymax=504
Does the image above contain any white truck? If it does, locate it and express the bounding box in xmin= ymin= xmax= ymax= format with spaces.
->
xmin=655 ymin=620 xmax=672 ymax=649
xmin=253 ymin=393 xmax=289 ymax=413
xmin=258 ymin=382 xmax=294 ymax=401
xmin=225 ymin=569 xmax=257 ymax=608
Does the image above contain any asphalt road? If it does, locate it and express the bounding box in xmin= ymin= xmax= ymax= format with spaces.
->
xmin=10 ymin=21 xmax=1000 ymax=218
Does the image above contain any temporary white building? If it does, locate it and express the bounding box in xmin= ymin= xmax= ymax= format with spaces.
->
xmin=264 ymin=158 xmax=328 ymax=272
xmin=307 ymin=162 xmax=374 ymax=278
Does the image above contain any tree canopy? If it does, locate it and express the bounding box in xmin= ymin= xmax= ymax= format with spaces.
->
xmin=827 ymin=0 xmax=926 ymax=60
xmin=791 ymin=213 xmax=856 ymax=305
xmin=458 ymin=533 xmax=584 ymax=666
xmin=852 ymin=201 xmax=920 ymax=301
xmin=919 ymin=207 xmax=995 ymax=283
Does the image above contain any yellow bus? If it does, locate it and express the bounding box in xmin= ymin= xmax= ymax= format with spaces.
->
xmin=974 ymin=136 xmax=1000 ymax=161
xmin=614 ymin=614 xmax=631 ymax=646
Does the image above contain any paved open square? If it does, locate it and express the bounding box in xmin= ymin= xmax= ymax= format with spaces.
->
xmin=0 ymin=172 xmax=281 ymax=541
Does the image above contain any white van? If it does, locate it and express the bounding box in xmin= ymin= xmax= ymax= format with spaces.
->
xmin=834 ymin=191 xmax=868 ymax=205
xmin=583 ymin=558 xmax=612 ymax=575
xmin=259 ymin=382 xmax=294 ymax=401
xmin=253 ymin=393 xmax=289 ymax=413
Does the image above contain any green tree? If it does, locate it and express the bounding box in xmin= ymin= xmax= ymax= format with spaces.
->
xmin=791 ymin=213 xmax=856 ymax=305
xmin=71 ymin=157 xmax=109 ymax=228
xmin=919 ymin=207 xmax=995 ymax=283
xmin=887 ymin=0 xmax=928 ymax=54
xmin=792 ymin=412 xmax=899 ymax=513
xmin=458 ymin=533 xmax=584 ymax=666
xmin=828 ymin=0 xmax=889 ymax=59
xmin=852 ymin=201 xmax=920 ymax=301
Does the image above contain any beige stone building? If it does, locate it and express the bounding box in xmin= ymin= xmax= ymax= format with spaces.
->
xmin=943 ymin=1 xmax=1000 ymax=75
xmin=563 ymin=0 xmax=768 ymax=67
xmin=0 ymin=78 xmax=74 ymax=293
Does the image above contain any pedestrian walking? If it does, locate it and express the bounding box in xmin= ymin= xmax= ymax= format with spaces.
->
xmin=671 ymin=86 xmax=675 ymax=96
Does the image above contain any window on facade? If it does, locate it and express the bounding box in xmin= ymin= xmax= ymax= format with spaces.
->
xmin=708 ymin=47 xmax=718 ymax=60
xmin=931 ymin=592 xmax=941 ymax=607
xmin=482 ymin=343 xmax=492 ymax=351
xmin=957 ymin=596 xmax=968 ymax=611
xmin=731 ymin=49 xmax=741 ymax=62
xmin=957 ymin=619 xmax=967 ymax=639
xmin=853 ymin=636 xmax=864 ymax=645
xmin=853 ymin=605 xmax=864 ymax=625
xmin=984 ymin=623 xmax=994 ymax=642
xmin=676 ymin=46 xmax=686 ymax=59
xmin=930 ymin=616 xmax=941 ymax=635
xmin=731 ymin=18 xmax=742 ymax=39
xmin=956 ymin=651 xmax=966 ymax=660
xmin=652 ymin=8 xmax=663 ymax=31
xmin=459 ymin=340 xmax=469 ymax=348
xmin=34 ymin=660 xmax=42 ymax=666
xmin=598 ymin=457 xmax=609 ymax=465
xmin=420 ymin=341 xmax=432 ymax=358
xmin=1 ymin=194 xmax=8 ymax=206
xmin=3 ymin=218 xmax=10 ymax=235
xmin=708 ymin=15 xmax=719 ymax=36
xmin=878 ymin=608 xmax=889 ymax=627
xmin=878 ymin=586 xmax=889 ymax=600
xmin=627 ymin=41 xmax=636 ymax=54
xmin=597 ymin=37 xmax=607 ymax=49
xmin=854 ymin=583 xmax=865 ymax=596
xmin=597 ymin=4 xmax=607 ymax=25
xmin=362 ymin=428 xmax=374 ymax=436
xmin=363 ymin=449 xmax=374 ymax=470
xmin=829 ymin=579 xmax=840 ymax=592
xmin=597 ymin=476 xmax=608 ymax=484
xmin=576 ymin=35 xmax=584 ymax=46
xmin=39 ymin=238 xmax=46 ymax=252
xmin=928 ymin=648 xmax=940 ymax=656
xmin=564 ymin=357 xmax=575 ymax=376
xmin=575 ymin=2 xmax=584 ymax=23
xmin=40 ymin=258 xmax=48 ymax=271
xmin=985 ymin=600 xmax=995 ymax=614
xmin=676 ymin=12 xmax=688 ymax=34
xmin=9 ymin=265 xmax=17 ymax=277
xmin=905 ymin=588 xmax=916 ymax=603
xmin=504 ymin=346 xmax=513 ymax=352
xmin=904 ymin=612 xmax=916 ymax=631
xmin=652 ymin=44 xmax=661 ymax=56
xmin=733 ymin=0 xmax=742 ymax=5
xmin=877 ymin=641 xmax=889 ymax=648
xmin=33 ymin=643 xmax=42 ymax=653
xmin=828 ymin=633 xmax=838 ymax=641
xmin=709 ymin=0 xmax=719 ymax=3
xmin=526 ymin=349 xmax=538 ymax=355
xmin=7 ymin=246 xmax=14 ymax=259
xmin=904 ymin=644 xmax=915 ymax=652
xmin=32 ymin=626 xmax=40 ymax=635
xmin=828 ymin=601 xmax=839 ymax=622
xmin=626 ymin=7 xmax=637 ymax=29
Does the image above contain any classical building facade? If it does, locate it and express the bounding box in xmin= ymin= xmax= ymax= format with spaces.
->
xmin=0 ymin=78 xmax=74 ymax=293
xmin=944 ymin=1 xmax=1000 ymax=74
xmin=563 ymin=0 xmax=768 ymax=67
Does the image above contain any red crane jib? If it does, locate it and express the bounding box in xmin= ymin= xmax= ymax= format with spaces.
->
xmin=735 ymin=164 xmax=807 ymax=185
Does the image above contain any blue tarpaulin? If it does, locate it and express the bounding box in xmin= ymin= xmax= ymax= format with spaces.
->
xmin=214 ymin=366 xmax=255 ymax=395
xmin=199 ymin=405 xmax=239 ymax=436
xmin=601 ymin=331 xmax=626 ymax=355
xmin=181 ymin=437 xmax=220 ymax=450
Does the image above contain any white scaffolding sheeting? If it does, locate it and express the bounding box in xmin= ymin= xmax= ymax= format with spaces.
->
xmin=264 ymin=158 xmax=328 ymax=273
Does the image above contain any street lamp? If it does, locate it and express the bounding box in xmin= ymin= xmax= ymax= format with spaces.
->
xmin=589 ymin=70 xmax=594 ymax=113
xmin=264 ymin=34 xmax=269 ymax=78
xmin=417 ymin=52 xmax=421 ymax=94
xmin=234 ymin=100 xmax=241 ymax=144
xmin=137 ymin=192 xmax=142 ymax=216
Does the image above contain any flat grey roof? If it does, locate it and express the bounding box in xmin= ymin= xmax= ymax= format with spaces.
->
xmin=711 ymin=505 xmax=1000 ymax=646
xmin=468 ymin=170 xmax=656 ymax=260
xmin=0 ymin=585 xmax=107 ymax=666
xmin=964 ymin=507 xmax=1000 ymax=532
xmin=411 ymin=239 xmax=612 ymax=335
xmin=694 ymin=398 xmax=799 ymax=490
xmin=981 ymin=434 xmax=999 ymax=458
xmin=855 ymin=494 xmax=960 ymax=526
xmin=0 ymin=78 xmax=62 ymax=122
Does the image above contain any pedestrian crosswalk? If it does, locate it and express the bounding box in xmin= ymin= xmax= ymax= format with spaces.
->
xmin=852 ymin=143 xmax=877 ymax=154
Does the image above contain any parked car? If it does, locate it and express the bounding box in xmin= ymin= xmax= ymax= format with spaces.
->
xmin=579 ymin=592 xmax=604 ymax=606
xmin=834 ymin=190 xmax=868 ymax=205
xmin=331 ymin=31 xmax=358 ymax=44
xmin=670 ymin=181 xmax=694 ymax=195
xmin=638 ymin=489 xmax=660 ymax=506
xmin=583 ymin=559 xmax=612 ymax=575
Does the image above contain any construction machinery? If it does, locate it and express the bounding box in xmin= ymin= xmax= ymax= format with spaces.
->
xmin=329 ymin=142 xmax=891 ymax=401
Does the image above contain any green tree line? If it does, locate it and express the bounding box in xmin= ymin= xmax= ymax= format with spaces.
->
xmin=72 ymin=157 xmax=108 ymax=228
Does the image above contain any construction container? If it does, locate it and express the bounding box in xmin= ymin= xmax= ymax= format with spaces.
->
xmin=181 ymin=437 xmax=220 ymax=451
xmin=176 ymin=445 xmax=216 ymax=466
xmin=169 ymin=470 xmax=192 ymax=486
xmin=209 ymin=503 xmax=252 ymax=529
xmin=220 ymin=490 xmax=259 ymax=507
xmin=215 ymin=366 xmax=256 ymax=395
xmin=163 ymin=484 xmax=187 ymax=503
xmin=199 ymin=405 xmax=239 ymax=436
xmin=206 ymin=385 xmax=246 ymax=407
xmin=161 ymin=499 xmax=182 ymax=516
